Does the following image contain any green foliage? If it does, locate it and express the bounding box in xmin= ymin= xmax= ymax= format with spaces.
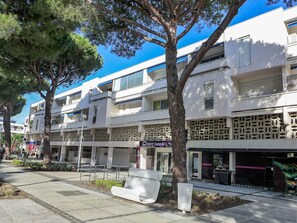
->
xmin=0 ymin=13 xmax=20 ymax=40
xmin=12 ymin=160 xmax=23 ymax=167
xmin=95 ymin=179 xmax=122 ymax=189
xmin=46 ymin=162 xmax=76 ymax=171
xmin=11 ymin=160 xmax=76 ymax=171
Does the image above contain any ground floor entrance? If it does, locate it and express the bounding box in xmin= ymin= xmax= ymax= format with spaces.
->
xmin=188 ymin=149 xmax=297 ymax=187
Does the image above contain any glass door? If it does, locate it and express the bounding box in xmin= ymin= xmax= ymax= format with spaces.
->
xmin=192 ymin=153 xmax=199 ymax=178
xmin=157 ymin=152 xmax=173 ymax=174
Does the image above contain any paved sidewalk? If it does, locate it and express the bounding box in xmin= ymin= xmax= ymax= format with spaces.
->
xmin=0 ymin=163 xmax=297 ymax=223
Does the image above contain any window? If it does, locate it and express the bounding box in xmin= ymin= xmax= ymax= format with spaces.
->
xmin=147 ymin=56 xmax=188 ymax=81
xmin=204 ymin=82 xmax=214 ymax=110
xmin=153 ymin=99 xmax=168 ymax=111
xmin=93 ymin=107 xmax=97 ymax=124
xmin=238 ymin=35 xmax=251 ymax=67
xmin=114 ymin=71 xmax=143 ymax=91
xmin=35 ymin=120 xmax=39 ymax=130
xmin=82 ymin=147 xmax=92 ymax=158
xmin=69 ymin=92 xmax=81 ymax=104
xmin=287 ymin=20 xmax=297 ymax=44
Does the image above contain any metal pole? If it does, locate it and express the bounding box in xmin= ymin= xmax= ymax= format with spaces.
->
xmin=77 ymin=120 xmax=84 ymax=170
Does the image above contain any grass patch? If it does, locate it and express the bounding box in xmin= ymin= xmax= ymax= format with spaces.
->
xmin=0 ymin=182 xmax=28 ymax=199
xmin=95 ymin=179 xmax=122 ymax=189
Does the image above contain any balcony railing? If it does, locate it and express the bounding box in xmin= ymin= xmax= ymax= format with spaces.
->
xmin=109 ymin=109 xmax=169 ymax=126
xmin=232 ymin=91 xmax=297 ymax=112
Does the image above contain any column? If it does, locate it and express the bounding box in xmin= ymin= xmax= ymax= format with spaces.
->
xmin=229 ymin=152 xmax=236 ymax=184
xmin=107 ymin=147 xmax=113 ymax=169
xmin=60 ymin=145 xmax=66 ymax=162
xmin=198 ymin=152 xmax=202 ymax=179
xmin=91 ymin=146 xmax=96 ymax=166
xmin=187 ymin=152 xmax=192 ymax=181
xmin=140 ymin=147 xmax=146 ymax=169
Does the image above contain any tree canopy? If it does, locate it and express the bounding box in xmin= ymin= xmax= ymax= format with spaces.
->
xmin=0 ymin=0 xmax=102 ymax=164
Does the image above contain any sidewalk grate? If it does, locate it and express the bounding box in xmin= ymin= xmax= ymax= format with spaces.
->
xmin=57 ymin=190 xmax=88 ymax=196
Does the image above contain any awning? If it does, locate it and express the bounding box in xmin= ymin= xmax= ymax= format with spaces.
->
xmin=187 ymin=148 xmax=297 ymax=153
xmin=115 ymin=97 xmax=142 ymax=105
xmin=67 ymin=110 xmax=81 ymax=117
xmin=98 ymin=80 xmax=112 ymax=87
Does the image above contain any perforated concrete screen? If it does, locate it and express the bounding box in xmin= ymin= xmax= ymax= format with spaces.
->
xmin=233 ymin=114 xmax=286 ymax=140
xmin=144 ymin=124 xmax=172 ymax=141
xmin=190 ymin=118 xmax=229 ymax=140
xmin=111 ymin=126 xmax=140 ymax=141
xmin=94 ymin=129 xmax=110 ymax=141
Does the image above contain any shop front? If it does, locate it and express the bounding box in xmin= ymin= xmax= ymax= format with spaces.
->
xmin=140 ymin=141 xmax=173 ymax=174
xmin=188 ymin=148 xmax=297 ymax=187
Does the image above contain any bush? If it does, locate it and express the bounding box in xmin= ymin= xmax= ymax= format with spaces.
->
xmin=46 ymin=163 xmax=76 ymax=171
xmin=11 ymin=160 xmax=76 ymax=172
xmin=95 ymin=179 xmax=122 ymax=189
xmin=12 ymin=160 xmax=23 ymax=167
xmin=27 ymin=162 xmax=43 ymax=170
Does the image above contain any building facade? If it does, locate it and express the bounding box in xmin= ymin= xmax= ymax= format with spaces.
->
xmin=27 ymin=7 xmax=297 ymax=186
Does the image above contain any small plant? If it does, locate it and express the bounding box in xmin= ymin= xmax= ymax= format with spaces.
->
xmin=95 ymin=180 xmax=122 ymax=189
xmin=12 ymin=160 xmax=23 ymax=167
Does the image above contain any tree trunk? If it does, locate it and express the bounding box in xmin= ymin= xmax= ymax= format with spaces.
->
xmin=43 ymin=92 xmax=53 ymax=165
xmin=165 ymin=43 xmax=187 ymax=195
xmin=3 ymin=103 xmax=12 ymax=155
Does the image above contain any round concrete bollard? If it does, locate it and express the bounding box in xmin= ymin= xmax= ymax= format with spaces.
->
xmin=177 ymin=183 xmax=193 ymax=213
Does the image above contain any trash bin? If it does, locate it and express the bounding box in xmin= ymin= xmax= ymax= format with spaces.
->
xmin=178 ymin=183 xmax=193 ymax=213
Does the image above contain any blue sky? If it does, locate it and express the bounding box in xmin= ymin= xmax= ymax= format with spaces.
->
xmin=12 ymin=0 xmax=295 ymax=124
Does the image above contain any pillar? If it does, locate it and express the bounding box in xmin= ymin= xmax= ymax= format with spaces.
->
xmin=229 ymin=152 xmax=236 ymax=184
xmin=187 ymin=152 xmax=192 ymax=181
xmin=60 ymin=145 xmax=66 ymax=162
xmin=91 ymin=146 xmax=96 ymax=166
xmin=198 ymin=152 xmax=202 ymax=179
xmin=107 ymin=147 xmax=113 ymax=169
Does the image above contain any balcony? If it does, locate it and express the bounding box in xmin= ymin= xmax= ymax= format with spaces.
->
xmin=109 ymin=109 xmax=169 ymax=126
xmin=287 ymin=41 xmax=297 ymax=59
xmin=90 ymin=91 xmax=112 ymax=101
xmin=191 ymin=57 xmax=228 ymax=75
xmin=113 ymin=79 xmax=167 ymax=102
xmin=52 ymin=121 xmax=88 ymax=131
xmin=232 ymin=91 xmax=297 ymax=112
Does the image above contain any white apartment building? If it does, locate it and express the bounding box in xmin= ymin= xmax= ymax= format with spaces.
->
xmin=28 ymin=7 xmax=297 ymax=187
xmin=0 ymin=121 xmax=24 ymax=135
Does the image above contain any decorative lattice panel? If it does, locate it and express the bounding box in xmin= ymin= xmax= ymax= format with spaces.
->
xmin=233 ymin=114 xmax=286 ymax=139
xmin=83 ymin=130 xmax=93 ymax=141
xmin=144 ymin=124 xmax=171 ymax=141
xmin=64 ymin=131 xmax=80 ymax=142
xmin=94 ymin=129 xmax=110 ymax=141
xmin=190 ymin=118 xmax=229 ymax=140
xmin=50 ymin=133 xmax=62 ymax=141
xmin=111 ymin=126 xmax=140 ymax=141
xmin=290 ymin=112 xmax=297 ymax=138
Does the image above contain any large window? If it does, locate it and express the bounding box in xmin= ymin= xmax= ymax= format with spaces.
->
xmin=153 ymin=99 xmax=168 ymax=111
xmin=35 ymin=120 xmax=39 ymax=130
xmin=147 ymin=56 xmax=188 ymax=81
xmin=238 ymin=35 xmax=251 ymax=67
xmin=204 ymin=82 xmax=214 ymax=110
xmin=114 ymin=71 xmax=143 ymax=91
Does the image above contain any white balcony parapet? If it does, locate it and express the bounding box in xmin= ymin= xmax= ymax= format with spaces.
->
xmin=232 ymin=91 xmax=297 ymax=112
xmin=109 ymin=109 xmax=169 ymax=126
xmin=90 ymin=91 xmax=112 ymax=101
xmin=191 ymin=57 xmax=228 ymax=75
